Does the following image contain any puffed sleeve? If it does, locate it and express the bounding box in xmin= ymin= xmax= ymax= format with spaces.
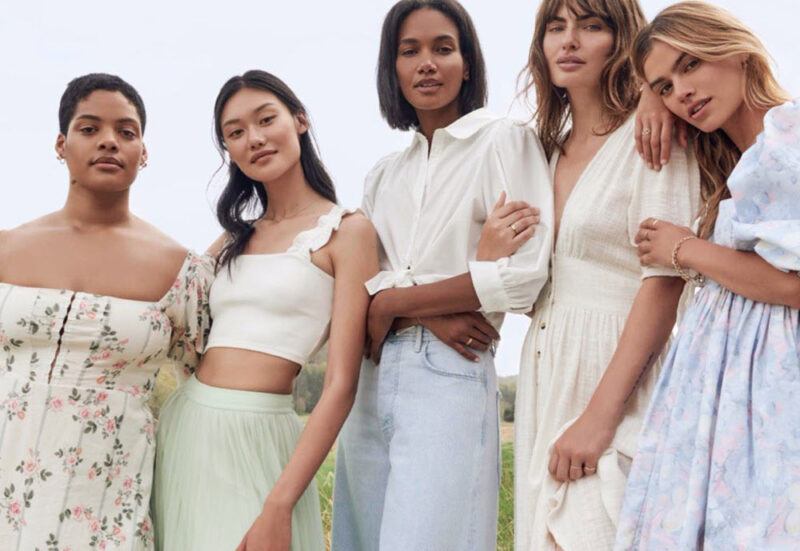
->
xmin=627 ymin=135 xmax=701 ymax=279
xmin=729 ymin=101 xmax=800 ymax=271
xmin=164 ymin=251 xmax=214 ymax=380
xmin=468 ymin=120 xmax=554 ymax=314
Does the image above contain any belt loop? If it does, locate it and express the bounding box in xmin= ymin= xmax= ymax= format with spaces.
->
xmin=414 ymin=324 xmax=424 ymax=353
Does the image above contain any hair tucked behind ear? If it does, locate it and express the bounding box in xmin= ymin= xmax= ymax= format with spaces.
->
xmin=521 ymin=0 xmax=646 ymax=158
xmin=632 ymin=1 xmax=789 ymax=238
xmin=213 ymin=70 xmax=336 ymax=271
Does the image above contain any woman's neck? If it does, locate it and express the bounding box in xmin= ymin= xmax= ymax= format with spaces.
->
xmin=565 ymin=86 xmax=606 ymax=143
xmin=417 ymin=101 xmax=461 ymax=145
xmin=262 ymin=161 xmax=325 ymax=221
xmin=722 ymin=102 xmax=768 ymax=152
xmin=61 ymin=183 xmax=132 ymax=229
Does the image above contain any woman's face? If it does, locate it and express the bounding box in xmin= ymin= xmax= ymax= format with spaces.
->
xmin=395 ymin=8 xmax=467 ymax=120
xmin=220 ymin=88 xmax=306 ymax=184
xmin=56 ymin=90 xmax=146 ymax=192
xmin=643 ymin=40 xmax=747 ymax=133
xmin=542 ymin=5 xmax=614 ymax=92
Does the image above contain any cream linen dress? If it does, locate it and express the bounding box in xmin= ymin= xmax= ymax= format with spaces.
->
xmin=514 ymin=116 xmax=700 ymax=551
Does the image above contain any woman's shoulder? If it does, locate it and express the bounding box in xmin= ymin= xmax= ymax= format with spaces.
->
xmin=328 ymin=209 xmax=377 ymax=253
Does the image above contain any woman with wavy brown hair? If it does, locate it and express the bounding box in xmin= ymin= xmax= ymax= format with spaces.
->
xmin=616 ymin=2 xmax=798 ymax=549
xmin=513 ymin=1 xmax=700 ymax=549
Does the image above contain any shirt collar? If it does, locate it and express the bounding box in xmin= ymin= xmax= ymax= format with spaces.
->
xmin=412 ymin=107 xmax=499 ymax=145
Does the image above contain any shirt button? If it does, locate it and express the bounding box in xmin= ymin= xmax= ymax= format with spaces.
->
xmin=540 ymin=323 xmax=546 ymax=330
xmin=536 ymin=350 xmax=542 ymax=357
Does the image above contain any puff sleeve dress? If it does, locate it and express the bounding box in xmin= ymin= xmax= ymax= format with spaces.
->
xmin=0 ymin=251 xmax=212 ymax=550
xmin=615 ymin=101 xmax=800 ymax=550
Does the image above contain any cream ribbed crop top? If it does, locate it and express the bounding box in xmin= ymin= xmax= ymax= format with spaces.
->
xmin=205 ymin=205 xmax=355 ymax=365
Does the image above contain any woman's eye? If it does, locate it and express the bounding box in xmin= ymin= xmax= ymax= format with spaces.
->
xmin=259 ymin=116 xmax=275 ymax=125
xmin=547 ymin=25 xmax=564 ymax=33
xmin=438 ymin=46 xmax=453 ymax=54
xmin=659 ymin=83 xmax=673 ymax=97
xmin=120 ymin=130 xmax=136 ymax=139
xmin=227 ymin=129 xmax=242 ymax=139
xmin=685 ymin=59 xmax=700 ymax=72
xmin=585 ymin=23 xmax=602 ymax=31
xmin=400 ymin=49 xmax=416 ymax=57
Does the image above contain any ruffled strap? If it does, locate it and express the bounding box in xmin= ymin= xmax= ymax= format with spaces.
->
xmin=287 ymin=205 xmax=358 ymax=258
xmin=728 ymin=100 xmax=800 ymax=271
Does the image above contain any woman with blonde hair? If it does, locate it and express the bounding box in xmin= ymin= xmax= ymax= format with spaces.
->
xmin=615 ymin=2 xmax=798 ymax=549
xmin=513 ymin=0 xmax=700 ymax=549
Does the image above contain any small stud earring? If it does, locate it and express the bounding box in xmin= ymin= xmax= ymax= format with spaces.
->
xmin=140 ymin=161 xmax=148 ymax=169
xmin=56 ymin=156 xmax=65 ymax=164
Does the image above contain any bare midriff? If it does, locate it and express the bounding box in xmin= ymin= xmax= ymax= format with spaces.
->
xmin=196 ymin=347 xmax=301 ymax=395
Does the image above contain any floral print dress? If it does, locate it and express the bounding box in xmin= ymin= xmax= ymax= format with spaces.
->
xmin=615 ymin=101 xmax=800 ymax=550
xmin=0 ymin=252 xmax=212 ymax=551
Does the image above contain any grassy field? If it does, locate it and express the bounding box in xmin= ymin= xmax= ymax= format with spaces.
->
xmin=315 ymin=425 xmax=515 ymax=550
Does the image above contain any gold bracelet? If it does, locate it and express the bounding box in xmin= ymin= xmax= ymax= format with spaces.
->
xmin=671 ymin=236 xmax=705 ymax=286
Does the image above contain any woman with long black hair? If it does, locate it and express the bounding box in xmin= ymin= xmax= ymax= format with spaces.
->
xmin=153 ymin=70 xmax=379 ymax=551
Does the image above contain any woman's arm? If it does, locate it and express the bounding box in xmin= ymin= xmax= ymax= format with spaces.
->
xmin=637 ymin=219 xmax=800 ymax=308
xmin=635 ymin=83 xmax=688 ymax=171
xmin=237 ymin=215 xmax=379 ymax=551
xmin=548 ymin=276 xmax=685 ymax=482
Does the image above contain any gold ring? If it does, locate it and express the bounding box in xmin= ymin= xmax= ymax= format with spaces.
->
xmin=465 ymin=337 xmax=474 ymax=347
xmin=584 ymin=465 xmax=597 ymax=473
xmin=510 ymin=222 xmax=519 ymax=234
xmin=644 ymin=230 xmax=650 ymax=240
xmin=652 ymin=218 xmax=659 ymax=227
xmin=642 ymin=127 xmax=652 ymax=136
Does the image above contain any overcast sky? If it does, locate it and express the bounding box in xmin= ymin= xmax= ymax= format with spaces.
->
xmin=1 ymin=0 xmax=796 ymax=375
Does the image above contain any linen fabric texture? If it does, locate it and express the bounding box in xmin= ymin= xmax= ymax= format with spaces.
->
xmin=514 ymin=115 xmax=701 ymax=551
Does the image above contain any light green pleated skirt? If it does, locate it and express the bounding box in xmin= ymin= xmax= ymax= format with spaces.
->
xmin=152 ymin=375 xmax=325 ymax=551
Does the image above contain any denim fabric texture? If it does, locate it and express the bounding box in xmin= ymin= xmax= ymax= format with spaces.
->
xmin=333 ymin=327 xmax=500 ymax=551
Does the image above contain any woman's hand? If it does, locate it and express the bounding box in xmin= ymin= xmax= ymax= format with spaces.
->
xmin=635 ymin=85 xmax=688 ymax=171
xmin=635 ymin=217 xmax=695 ymax=269
xmin=420 ymin=312 xmax=500 ymax=362
xmin=476 ymin=192 xmax=539 ymax=261
xmin=236 ymin=501 xmax=292 ymax=551
xmin=548 ymin=411 xmax=616 ymax=483
xmin=366 ymin=291 xmax=395 ymax=364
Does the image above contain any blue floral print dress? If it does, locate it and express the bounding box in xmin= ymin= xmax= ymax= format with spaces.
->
xmin=615 ymin=101 xmax=800 ymax=550
xmin=0 ymin=252 xmax=212 ymax=551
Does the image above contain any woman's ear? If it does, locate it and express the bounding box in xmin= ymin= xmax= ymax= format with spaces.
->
xmin=295 ymin=112 xmax=309 ymax=135
xmin=55 ymin=133 xmax=66 ymax=160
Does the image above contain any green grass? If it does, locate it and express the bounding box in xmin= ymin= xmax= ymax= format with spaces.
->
xmin=315 ymin=442 xmax=515 ymax=551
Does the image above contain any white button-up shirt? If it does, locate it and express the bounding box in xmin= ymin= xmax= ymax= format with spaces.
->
xmin=364 ymin=108 xmax=553 ymax=328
